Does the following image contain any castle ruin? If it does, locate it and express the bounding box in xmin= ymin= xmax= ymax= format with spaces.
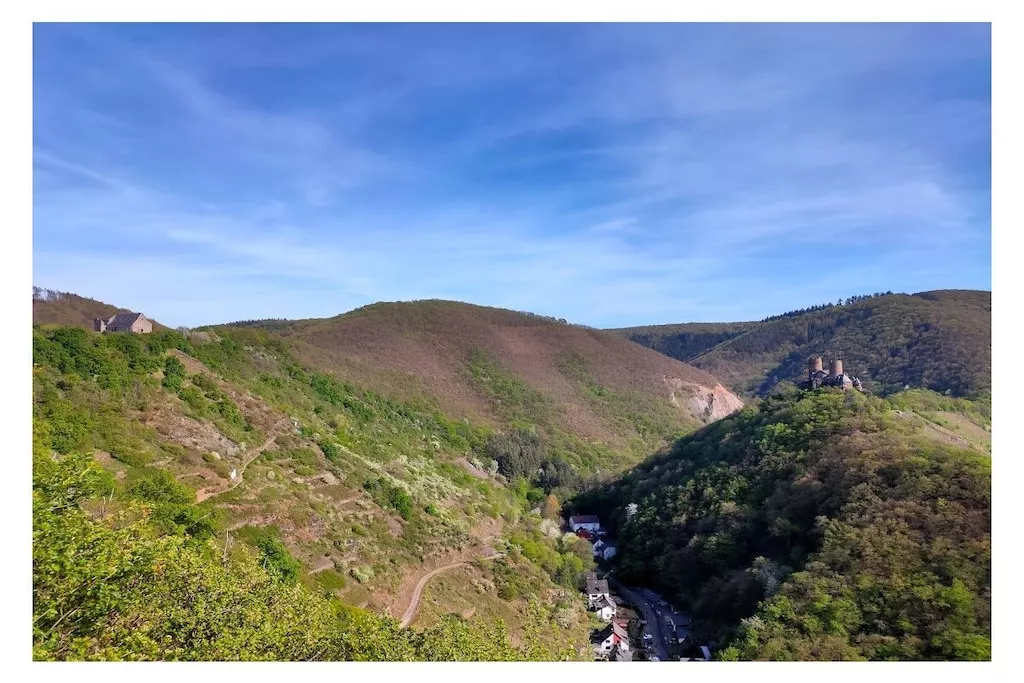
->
xmin=802 ymin=356 xmax=863 ymax=392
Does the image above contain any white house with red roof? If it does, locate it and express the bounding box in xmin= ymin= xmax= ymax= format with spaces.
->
xmin=568 ymin=514 xmax=601 ymax=533
xmin=592 ymin=618 xmax=630 ymax=656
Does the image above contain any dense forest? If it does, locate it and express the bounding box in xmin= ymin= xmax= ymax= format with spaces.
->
xmin=612 ymin=322 xmax=754 ymax=365
xmin=569 ymin=387 xmax=990 ymax=660
xmin=614 ymin=290 xmax=990 ymax=398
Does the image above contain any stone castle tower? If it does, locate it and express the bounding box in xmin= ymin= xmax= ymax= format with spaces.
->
xmin=805 ymin=356 xmax=863 ymax=392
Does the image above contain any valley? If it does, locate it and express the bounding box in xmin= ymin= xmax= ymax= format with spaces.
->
xmin=31 ymin=288 xmax=991 ymax=661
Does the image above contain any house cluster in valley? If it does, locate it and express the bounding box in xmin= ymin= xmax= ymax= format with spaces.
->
xmin=568 ymin=513 xmax=713 ymax=662
xmin=568 ymin=514 xmax=617 ymax=560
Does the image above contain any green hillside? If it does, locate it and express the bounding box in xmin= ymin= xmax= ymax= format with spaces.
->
xmin=34 ymin=452 xmax=570 ymax=661
xmin=569 ymin=387 xmax=991 ymax=660
xmin=32 ymin=323 xmax=598 ymax=660
xmin=612 ymin=290 xmax=991 ymax=398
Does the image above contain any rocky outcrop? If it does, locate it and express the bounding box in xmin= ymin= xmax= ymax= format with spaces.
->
xmin=664 ymin=377 xmax=744 ymax=423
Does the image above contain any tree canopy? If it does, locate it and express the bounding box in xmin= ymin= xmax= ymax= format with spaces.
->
xmin=570 ymin=387 xmax=990 ymax=660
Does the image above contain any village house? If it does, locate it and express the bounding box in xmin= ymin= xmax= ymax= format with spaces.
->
xmin=591 ymin=618 xmax=630 ymax=657
xmin=568 ymin=514 xmax=602 ymax=533
xmin=592 ymin=594 xmax=617 ymax=621
xmin=677 ymin=641 xmax=713 ymax=661
xmin=585 ymin=572 xmax=610 ymax=608
xmin=593 ymin=539 xmax=618 ymax=561
xmin=681 ymin=645 xmax=712 ymax=661
xmin=93 ymin=312 xmax=153 ymax=334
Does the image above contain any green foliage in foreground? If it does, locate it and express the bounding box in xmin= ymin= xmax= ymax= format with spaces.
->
xmin=33 ymin=452 xmax=579 ymax=661
xmin=33 ymin=326 xmax=259 ymax=456
xmin=572 ymin=388 xmax=990 ymax=661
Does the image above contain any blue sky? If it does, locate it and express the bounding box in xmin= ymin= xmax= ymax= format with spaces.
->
xmin=33 ymin=23 xmax=991 ymax=328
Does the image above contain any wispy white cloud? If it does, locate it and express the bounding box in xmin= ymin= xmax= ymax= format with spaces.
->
xmin=32 ymin=23 xmax=991 ymax=327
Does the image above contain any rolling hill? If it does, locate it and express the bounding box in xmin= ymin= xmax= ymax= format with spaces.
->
xmin=235 ymin=300 xmax=743 ymax=470
xmin=611 ymin=290 xmax=991 ymax=398
xmin=606 ymin=321 xmax=756 ymax=364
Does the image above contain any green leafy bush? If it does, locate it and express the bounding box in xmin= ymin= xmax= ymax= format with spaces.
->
xmin=363 ymin=477 xmax=415 ymax=520
xmin=254 ymin=535 xmax=302 ymax=585
xmin=162 ymin=356 xmax=186 ymax=391
xmin=318 ymin=440 xmax=340 ymax=462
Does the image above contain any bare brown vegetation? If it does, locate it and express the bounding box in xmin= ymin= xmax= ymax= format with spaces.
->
xmin=33 ymin=287 xmax=167 ymax=330
xmin=267 ymin=300 xmax=741 ymax=445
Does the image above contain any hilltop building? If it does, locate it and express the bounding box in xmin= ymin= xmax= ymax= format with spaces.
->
xmin=802 ymin=357 xmax=863 ymax=392
xmin=94 ymin=312 xmax=152 ymax=334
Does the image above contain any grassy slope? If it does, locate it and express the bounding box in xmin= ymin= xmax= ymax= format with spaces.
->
xmin=32 ymin=323 xmax=594 ymax=657
xmin=570 ymin=387 xmax=991 ymax=661
xmin=610 ymin=290 xmax=991 ymax=398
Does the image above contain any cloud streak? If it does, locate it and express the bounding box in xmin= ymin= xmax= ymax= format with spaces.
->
xmin=33 ymin=23 xmax=991 ymax=328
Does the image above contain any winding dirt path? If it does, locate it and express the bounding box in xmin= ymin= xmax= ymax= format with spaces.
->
xmin=399 ymin=551 xmax=502 ymax=628
xmin=198 ymin=433 xmax=278 ymax=503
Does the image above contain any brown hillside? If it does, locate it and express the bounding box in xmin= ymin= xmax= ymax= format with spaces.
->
xmin=263 ymin=300 xmax=743 ymax=446
xmin=32 ymin=287 xmax=166 ymax=331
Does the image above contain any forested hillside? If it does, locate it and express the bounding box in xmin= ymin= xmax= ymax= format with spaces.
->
xmin=612 ymin=290 xmax=991 ymax=399
xmin=609 ymin=322 xmax=754 ymax=364
xmin=570 ymin=387 xmax=991 ymax=661
xmin=32 ymin=322 xmax=599 ymax=660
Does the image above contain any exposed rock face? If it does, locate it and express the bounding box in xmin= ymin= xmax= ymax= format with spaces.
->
xmin=664 ymin=377 xmax=744 ymax=423
xmin=144 ymin=407 xmax=241 ymax=457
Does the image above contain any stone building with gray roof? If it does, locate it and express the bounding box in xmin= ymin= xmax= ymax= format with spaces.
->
xmin=94 ymin=312 xmax=153 ymax=334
